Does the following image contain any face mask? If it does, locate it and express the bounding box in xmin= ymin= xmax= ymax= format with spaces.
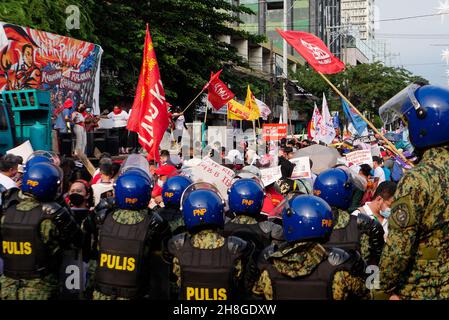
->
xmin=380 ymin=208 xmax=391 ymax=219
xmin=157 ymin=179 xmax=164 ymax=188
xmin=69 ymin=193 xmax=85 ymax=206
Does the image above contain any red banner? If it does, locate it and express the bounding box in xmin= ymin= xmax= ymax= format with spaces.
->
xmin=262 ymin=124 xmax=288 ymax=141
xmin=207 ymin=70 xmax=235 ymax=110
xmin=276 ymin=29 xmax=345 ymax=74
xmin=127 ymin=25 xmax=169 ymax=162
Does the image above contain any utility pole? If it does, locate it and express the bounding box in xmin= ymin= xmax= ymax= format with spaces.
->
xmin=282 ymin=0 xmax=289 ymax=130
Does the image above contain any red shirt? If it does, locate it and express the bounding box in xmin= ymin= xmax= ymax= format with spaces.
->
xmin=262 ymin=185 xmax=284 ymax=216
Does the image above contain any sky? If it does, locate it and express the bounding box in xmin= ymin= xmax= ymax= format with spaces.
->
xmin=376 ymin=0 xmax=449 ymax=86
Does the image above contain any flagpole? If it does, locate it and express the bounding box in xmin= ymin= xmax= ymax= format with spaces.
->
xmin=252 ymin=120 xmax=257 ymax=145
xmin=317 ymin=72 xmax=413 ymax=167
xmin=181 ymin=88 xmax=207 ymax=115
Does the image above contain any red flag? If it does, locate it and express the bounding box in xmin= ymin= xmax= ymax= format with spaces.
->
xmin=207 ymin=70 xmax=235 ymax=110
xmin=276 ymin=29 xmax=345 ymax=74
xmin=127 ymin=25 xmax=169 ymax=162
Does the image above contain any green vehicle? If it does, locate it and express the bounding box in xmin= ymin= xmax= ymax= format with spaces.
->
xmin=0 ymin=94 xmax=15 ymax=155
xmin=0 ymin=89 xmax=53 ymax=155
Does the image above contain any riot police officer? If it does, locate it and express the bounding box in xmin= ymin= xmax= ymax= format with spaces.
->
xmin=0 ymin=162 xmax=83 ymax=300
xmin=253 ymin=195 xmax=367 ymax=300
xmin=157 ymin=175 xmax=193 ymax=235
xmin=313 ymin=168 xmax=385 ymax=266
xmin=224 ymin=178 xmax=283 ymax=253
xmin=92 ymin=164 xmax=169 ymax=300
xmin=167 ymin=183 xmax=252 ymax=300
xmin=375 ymin=83 xmax=449 ymax=299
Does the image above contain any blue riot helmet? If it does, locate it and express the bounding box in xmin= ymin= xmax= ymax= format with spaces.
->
xmin=313 ymin=168 xmax=353 ymax=210
xmin=180 ymin=182 xmax=225 ymax=232
xmin=21 ymin=162 xmax=63 ymax=201
xmin=119 ymin=154 xmax=152 ymax=182
xmin=114 ymin=171 xmax=153 ymax=210
xmin=24 ymin=150 xmax=58 ymax=173
xmin=228 ymin=178 xmax=265 ymax=216
xmin=162 ymin=176 xmax=193 ymax=208
xmin=282 ymin=195 xmax=333 ymax=243
xmin=379 ymin=83 xmax=449 ymax=149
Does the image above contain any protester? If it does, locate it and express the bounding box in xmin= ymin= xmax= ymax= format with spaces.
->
xmin=0 ymin=154 xmax=23 ymax=190
xmin=151 ymin=164 xmax=177 ymax=207
xmin=91 ymin=157 xmax=118 ymax=206
xmin=107 ymin=105 xmax=129 ymax=154
xmin=71 ymin=105 xmax=87 ymax=156
xmin=171 ymin=107 xmax=187 ymax=145
xmin=372 ymin=156 xmax=386 ymax=185
xmin=352 ymin=181 xmax=397 ymax=239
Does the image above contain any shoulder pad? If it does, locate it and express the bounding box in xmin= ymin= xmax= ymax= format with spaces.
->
xmin=356 ymin=212 xmax=374 ymax=230
xmin=148 ymin=211 xmax=167 ymax=230
xmin=95 ymin=197 xmax=115 ymax=211
xmin=1 ymin=187 xmax=20 ymax=210
xmin=258 ymin=221 xmax=272 ymax=234
xmin=327 ymin=247 xmax=351 ymax=266
xmin=227 ymin=235 xmax=248 ymax=254
xmin=41 ymin=202 xmax=63 ymax=216
xmin=167 ymin=233 xmax=187 ymax=253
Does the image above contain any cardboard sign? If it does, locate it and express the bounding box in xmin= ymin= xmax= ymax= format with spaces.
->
xmin=290 ymin=157 xmax=312 ymax=179
xmin=180 ymin=157 xmax=235 ymax=200
xmin=345 ymin=149 xmax=373 ymax=167
xmin=260 ymin=166 xmax=282 ymax=187
xmin=7 ymin=140 xmax=33 ymax=162
xmin=262 ymin=124 xmax=288 ymax=141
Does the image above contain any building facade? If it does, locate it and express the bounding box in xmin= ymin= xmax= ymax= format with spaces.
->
xmin=341 ymin=0 xmax=375 ymax=41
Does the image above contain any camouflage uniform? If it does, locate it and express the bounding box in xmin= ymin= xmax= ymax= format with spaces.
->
xmin=92 ymin=209 xmax=150 ymax=300
xmin=230 ymin=215 xmax=258 ymax=225
xmin=376 ymin=147 xmax=449 ymax=300
xmin=252 ymin=242 xmax=368 ymax=300
xmin=172 ymin=230 xmax=242 ymax=288
xmin=0 ymin=193 xmax=60 ymax=300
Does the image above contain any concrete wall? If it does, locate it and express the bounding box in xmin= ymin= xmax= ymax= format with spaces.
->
xmin=249 ymin=46 xmax=263 ymax=71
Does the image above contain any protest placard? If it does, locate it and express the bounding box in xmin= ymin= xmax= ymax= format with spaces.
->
xmin=7 ymin=140 xmax=34 ymax=161
xmin=290 ymin=157 xmax=312 ymax=179
xmin=180 ymin=157 xmax=235 ymax=200
xmin=345 ymin=149 xmax=373 ymax=167
xmin=262 ymin=124 xmax=288 ymax=141
xmin=260 ymin=166 xmax=282 ymax=187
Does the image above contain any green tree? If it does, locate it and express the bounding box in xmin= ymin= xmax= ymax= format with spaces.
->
xmin=0 ymin=0 xmax=95 ymax=40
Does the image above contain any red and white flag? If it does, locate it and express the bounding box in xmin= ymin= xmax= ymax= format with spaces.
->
xmin=276 ymin=29 xmax=345 ymax=74
xmin=127 ymin=25 xmax=169 ymax=162
xmin=206 ymin=70 xmax=235 ymax=110
xmin=308 ymin=103 xmax=322 ymax=141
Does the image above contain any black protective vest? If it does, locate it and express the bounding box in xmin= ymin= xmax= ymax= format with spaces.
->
xmin=1 ymin=204 xmax=51 ymax=279
xmin=157 ymin=207 xmax=185 ymax=235
xmin=95 ymin=213 xmax=152 ymax=299
xmin=223 ymin=221 xmax=271 ymax=253
xmin=168 ymin=233 xmax=246 ymax=301
xmin=259 ymin=246 xmax=356 ymax=300
xmin=324 ymin=214 xmax=361 ymax=253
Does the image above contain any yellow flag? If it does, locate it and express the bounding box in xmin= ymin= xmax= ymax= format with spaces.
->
xmin=227 ymin=99 xmax=251 ymax=120
xmin=244 ymin=85 xmax=260 ymax=121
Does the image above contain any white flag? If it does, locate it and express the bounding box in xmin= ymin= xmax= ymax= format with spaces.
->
xmin=255 ymin=98 xmax=271 ymax=120
xmin=316 ymin=93 xmax=336 ymax=145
